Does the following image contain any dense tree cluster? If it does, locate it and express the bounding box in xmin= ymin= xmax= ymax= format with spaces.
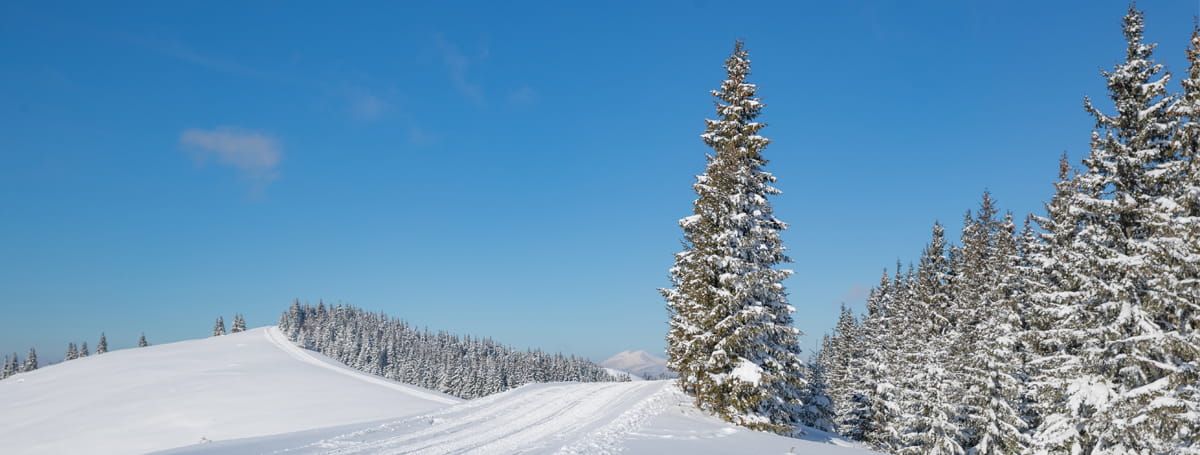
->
xmin=278 ymin=301 xmax=624 ymax=400
xmin=1 ymin=348 xmax=38 ymax=379
xmin=663 ymin=41 xmax=830 ymax=436
xmin=817 ymin=6 xmax=1200 ymax=453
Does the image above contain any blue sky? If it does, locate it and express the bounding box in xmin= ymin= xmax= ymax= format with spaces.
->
xmin=1 ymin=1 xmax=1196 ymax=363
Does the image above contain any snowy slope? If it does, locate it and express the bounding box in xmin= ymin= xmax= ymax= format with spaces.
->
xmin=601 ymin=350 xmax=674 ymax=378
xmin=0 ymin=327 xmax=458 ymax=455
xmin=162 ymin=380 xmax=876 ymax=455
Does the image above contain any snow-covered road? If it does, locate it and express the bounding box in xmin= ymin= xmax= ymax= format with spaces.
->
xmin=290 ymin=381 xmax=663 ymax=454
xmin=169 ymin=380 xmax=876 ymax=455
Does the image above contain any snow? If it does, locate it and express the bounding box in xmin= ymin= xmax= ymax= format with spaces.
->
xmin=0 ymin=327 xmax=457 ymax=455
xmin=730 ymin=358 xmax=764 ymax=385
xmin=162 ymin=381 xmax=877 ymax=455
xmin=1 ymin=328 xmax=875 ymax=455
xmin=600 ymin=350 xmax=674 ymax=379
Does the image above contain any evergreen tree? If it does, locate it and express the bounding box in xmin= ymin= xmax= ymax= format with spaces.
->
xmin=7 ymin=353 xmax=18 ymax=376
xmin=22 ymin=348 xmax=37 ymax=372
xmin=1027 ymin=154 xmax=1104 ymax=454
xmin=138 ymin=333 xmax=149 ymax=347
xmin=1157 ymin=21 xmax=1200 ymax=451
xmin=213 ymin=316 xmax=226 ymax=336
xmin=947 ymin=194 xmax=1029 ymax=454
xmin=79 ymin=342 xmax=88 ymax=357
xmin=896 ymin=223 xmax=963 ymax=455
xmin=851 ymin=268 xmax=907 ymax=451
xmin=1064 ymin=6 xmax=1193 ymax=453
xmin=661 ymin=40 xmax=809 ymax=435
xmin=232 ymin=314 xmax=247 ymax=333
xmin=65 ymin=342 xmax=78 ymax=361
xmin=818 ymin=304 xmax=861 ymax=434
xmin=97 ymin=333 xmax=107 ymax=354
xmin=1 ymin=354 xmax=12 ymax=379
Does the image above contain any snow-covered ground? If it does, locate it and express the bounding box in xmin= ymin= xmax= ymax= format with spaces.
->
xmin=0 ymin=327 xmax=457 ymax=455
xmin=1 ymin=326 xmax=876 ymax=455
xmin=163 ymin=380 xmax=874 ymax=455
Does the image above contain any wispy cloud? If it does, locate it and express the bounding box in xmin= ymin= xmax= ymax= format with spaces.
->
xmin=124 ymin=34 xmax=274 ymax=81
xmin=433 ymin=34 xmax=486 ymax=106
xmin=180 ymin=127 xmax=282 ymax=188
xmin=348 ymin=89 xmax=389 ymax=120
xmin=507 ymin=85 xmax=537 ymax=106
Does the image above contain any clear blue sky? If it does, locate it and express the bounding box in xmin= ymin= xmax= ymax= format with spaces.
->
xmin=2 ymin=1 xmax=1196 ymax=363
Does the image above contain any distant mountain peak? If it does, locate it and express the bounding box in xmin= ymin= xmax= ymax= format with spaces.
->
xmin=601 ymin=350 xmax=674 ymax=379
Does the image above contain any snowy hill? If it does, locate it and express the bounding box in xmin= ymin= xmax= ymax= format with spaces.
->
xmin=0 ymin=327 xmax=458 ymax=455
xmin=601 ymin=350 xmax=674 ymax=379
xmin=1 ymin=327 xmax=875 ymax=454
xmin=161 ymin=380 xmax=875 ymax=455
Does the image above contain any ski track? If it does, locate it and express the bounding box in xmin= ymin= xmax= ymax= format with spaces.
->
xmin=263 ymin=327 xmax=459 ymax=405
xmin=287 ymin=381 xmax=663 ymax=455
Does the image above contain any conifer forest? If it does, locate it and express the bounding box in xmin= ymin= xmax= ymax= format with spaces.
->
xmin=661 ymin=5 xmax=1200 ymax=454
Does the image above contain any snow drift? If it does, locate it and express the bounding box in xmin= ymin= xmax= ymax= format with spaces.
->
xmin=0 ymin=327 xmax=457 ymax=454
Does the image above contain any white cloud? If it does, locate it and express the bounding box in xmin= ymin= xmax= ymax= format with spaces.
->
xmin=507 ymin=85 xmax=537 ymax=106
xmin=434 ymin=34 xmax=486 ymax=105
xmin=349 ymin=90 xmax=388 ymax=120
xmin=180 ymin=127 xmax=282 ymax=185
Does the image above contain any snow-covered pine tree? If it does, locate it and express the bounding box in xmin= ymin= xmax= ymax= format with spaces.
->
xmin=1 ymin=355 xmax=13 ymax=379
xmin=947 ymin=194 xmax=1029 ymax=454
xmin=1156 ymin=21 xmax=1200 ymax=451
xmin=213 ymin=316 xmax=226 ymax=336
xmin=1058 ymin=6 xmax=1195 ymax=453
xmin=661 ymin=40 xmax=809 ymax=436
xmin=232 ymin=314 xmax=247 ymax=333
xmin=844 ymin=270 xmax=900 ymax=449
xmin=79 ymin=342 xmax=89 ymax=357
xmin=818 ymin=304 xmax=861 ymax=434
xmin=896 ymin=222 xmax=964 ymax=455
xmin=138 ymin=333 xmax=149 ymax=347
xmin=7 ymin=353 xmax=18 ymax=376
xmin=22 ymin=348 xmax=37 ymax=372
xmin=1027 ymin=154 xmax=1107 ymax=454
xmin=65 ymin=342 xmax=78 ymax=361
xmin=97 ymin=333 xmax=107 ymax=354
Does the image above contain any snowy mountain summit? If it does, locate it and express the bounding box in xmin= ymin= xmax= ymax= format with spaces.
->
xmin=601 ymin=350 xmax=674 ymax=379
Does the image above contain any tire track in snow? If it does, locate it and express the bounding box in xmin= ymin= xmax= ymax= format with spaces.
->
xmin=263 ymin=327 xmax=459 ymax=405
xmin=296 ymin=381 xmax=665 ymax=454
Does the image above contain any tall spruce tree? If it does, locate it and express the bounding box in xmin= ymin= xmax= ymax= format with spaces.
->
xmin=1027 ymin=154 xmax=1106 ymax=454
xmin=1065 ymin=6 xmax=1192 ymax=453
xmin=848 ymin=269 xmax=904 ymax=450
xmin=97 ymin=333 xmax=107 ymax=354
xmin=819 ymin=303 xmax=861 ymax=434
xmin=79 ymin=342 xmax=88 ymax=357
xmin=896 ymin=223 xmax=964 ymax=455
xmin=138 ymin=333 xmax=149 ymax=347
xmin=662 ymin=40 xmax=810 ymax=435
xmin=948 ymin=195 xmax=1029 ymax=454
